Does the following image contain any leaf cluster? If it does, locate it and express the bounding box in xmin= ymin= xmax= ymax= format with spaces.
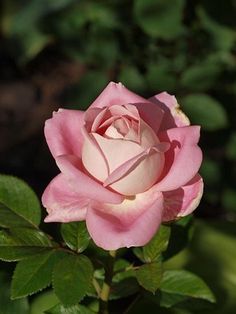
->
xmin=0 ymin=175 xmax=94 ymax=311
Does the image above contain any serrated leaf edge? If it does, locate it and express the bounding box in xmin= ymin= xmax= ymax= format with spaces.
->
xmin=10 ymin=250 xmax=58 ymax=299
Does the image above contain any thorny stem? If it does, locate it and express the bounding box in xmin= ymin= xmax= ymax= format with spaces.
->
xmin=98 ymin=250 xmax=117 ymax=314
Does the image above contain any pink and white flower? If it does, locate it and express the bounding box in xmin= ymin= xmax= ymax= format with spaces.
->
xmin=42 ymin=82 xmax=203 ymax=250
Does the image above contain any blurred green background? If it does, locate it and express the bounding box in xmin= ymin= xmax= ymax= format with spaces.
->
xmin=0 ymin=0 xmax=236 ymax=313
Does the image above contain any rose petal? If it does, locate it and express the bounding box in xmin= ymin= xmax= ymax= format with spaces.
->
xmin=109 ymin=104 xmax=139 ymax=120
xmin=44 ymin=109 xmax=84 ymax=158
xmin=91 ymin=82 xmax=148 ymax=108
xmin=92 ymin=133 xmax=143 ymax=174
xmin=104 ymin=117 xmax=138 ymax=141
xmin=156 ymin=126 xmax=202 ymax=191
xmin=92 ymin=131 xmax=165 ymax=195
xmin=134 ymin=102 xmax=164 ymax=134
xmin=86 ymin=193 xmax=163 ymax=250
xmin=55 ymin=154 xmax=124 ymax=204
xmin=162 ymin=174 xmax=203 ymax=221
xmin=105 ymin=122 xmax=126 ymax=140
xmin=104 ymin=107 xmax=140 ymax=142
xmin=149 ymin=92 xmax=190 ymax=131
xmin=124 ymin=119 xmax=139 ymax=142
xmin=42 ymin=173 xmax=88 ymax=223
xmin=91 ymin=82 xmax=164 ymax=133
xmin=91 ymin=184 xmax=163 ymax=226
xmin=103 ymin=144 xmax=169 ymax=188
xmin=82 ymin=126 xmax=109 ymax=182
xmin=84 ymin=107 xmax=107 ymax=132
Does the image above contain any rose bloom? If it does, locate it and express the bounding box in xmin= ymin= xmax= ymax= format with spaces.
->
xmin=42 ymin=82 xmax=203 ymax=250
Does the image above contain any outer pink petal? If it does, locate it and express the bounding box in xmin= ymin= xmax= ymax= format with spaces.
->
xmin=42 ymin=173 xmax=88 ymax=223
xmin=55 ymin=155 xmax=124 ymax=204
xmin=156 ymin=126 xmax=202 ymax=191
xmin=162 ymin=174 xmax=203 ymax=221
xmin=44 ymin=109 xmax=85 ymax=158
xmin=149 ymin=92 xmax=190 ymax=131
xmin=91 ymin=82 xmax=148 ymax=108
xmin=91 ymin=82 xmax=164 ymax=133
xmin=86 ymin=193 xmax=164 ymax=250
xmin=91 ymin=184 xmax=162 ymax=226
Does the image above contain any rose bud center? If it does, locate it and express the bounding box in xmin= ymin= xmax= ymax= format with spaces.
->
xmin=82 ymin=105 xmax=169 ymax=196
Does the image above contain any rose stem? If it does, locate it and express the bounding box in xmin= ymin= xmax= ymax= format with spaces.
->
xmin=99 ymin=250 xmax=117 ymax=314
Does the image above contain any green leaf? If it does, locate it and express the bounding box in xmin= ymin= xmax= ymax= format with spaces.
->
xmin=30 ymin=290 xmax=59 ymax=314
xmin=45 ymin=303 xmax=95 ymax=314
xmin=181 ymin=94 xmax=228 ymax=131
xmin=2 ymin=0 xmax=73 ymax=63
xmin=4 ymin=0 xmax=76 ymax=35
xmin=159 ymin=291 xmax=187 ymax=308
xmin=160 ymin=270 xmax=215 ymax=303
xmin=114 ymin=258 xmax=131 ymax=273
xmin=181 ymin=62 xmax=221 ymax=91
xmin=0 ymin=228 xmax=54 ymax=261
xmin=54 ymin=1 xmax=120 ymax=39
xmin=0 ymin=271 xmax=29 ymax=314
xmin=0 ymin=175 xmax=41 ymax=228
xmin=198 ymin=7 xmax=236 ymax=51
xmin=133 ymin=247 xmax=145 ymax=263
xmin=53 ymin=255 xmax=94 ymax=306
xmin=0 ymin=203 xmax=33 ymax=229
xmin=10 ymin=228 xmax=53 ymax=245
xmin=143 ymin=225 xmax=171 ymax=262
xmin=11 ymin=250 xmax=66 ymax=299
xmin=134 ymin=0 xmax=184 ymax=39
xmin=61 ymin=222 xmax=90 ymax=253
xmin=135 ymin=262 xmax=162 ymax=293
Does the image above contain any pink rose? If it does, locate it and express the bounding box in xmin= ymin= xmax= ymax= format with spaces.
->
xmin=42 ymin=82 xmax=203 ymax=250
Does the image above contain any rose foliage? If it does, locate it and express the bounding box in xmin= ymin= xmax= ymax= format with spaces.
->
xmin=42 ymin=82 xmax=203 ymax=250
